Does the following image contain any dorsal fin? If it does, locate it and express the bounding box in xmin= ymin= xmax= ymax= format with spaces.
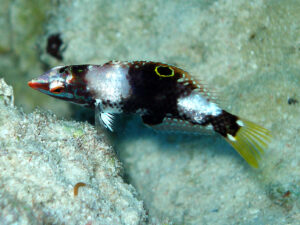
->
xmin=176 ymin=71 xmax=219 ymax=103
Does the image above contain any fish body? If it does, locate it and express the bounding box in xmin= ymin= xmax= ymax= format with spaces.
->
xmin=28 ymin=61 xmax=271 ymax=167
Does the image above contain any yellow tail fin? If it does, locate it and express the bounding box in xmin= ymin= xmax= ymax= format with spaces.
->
xmin=225 ymin=119 xmax=271 ymax=168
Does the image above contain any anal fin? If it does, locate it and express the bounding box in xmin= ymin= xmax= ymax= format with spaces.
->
xmin=147 ymin=117 xmax=214 ymax=135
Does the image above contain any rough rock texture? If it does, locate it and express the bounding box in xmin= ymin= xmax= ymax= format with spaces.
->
xmin=0 ymin=0 xmax=300 ymax=224
xmin=0 ymin=79 xmax=146 ymax=225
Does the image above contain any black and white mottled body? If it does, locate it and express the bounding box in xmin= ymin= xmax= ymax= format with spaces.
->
xmin=28 ymin=61 xmax=271 ymax=167
xmin=74 ymin=61 xmax=234 ymax=137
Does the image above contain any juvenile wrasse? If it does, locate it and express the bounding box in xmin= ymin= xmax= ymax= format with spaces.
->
xmin=28 ymin=61 xmax=271 ymax=168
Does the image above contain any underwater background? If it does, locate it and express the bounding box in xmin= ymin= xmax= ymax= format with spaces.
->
xmin=0 ymin=0 xmax=299 ymax=224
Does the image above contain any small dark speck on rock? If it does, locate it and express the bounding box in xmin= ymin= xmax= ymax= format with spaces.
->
xmin=211 ymin=208 xmax=219 ymax=213
xmin=287 ymin=97 xmax=298 ymax=105
xmin=283 ymin=190 xmax=291 ymax=198
xmin=46 ymin=33 xmax=64 ymax=60
xmin=249 ymin=33 xmax=256 ymax=40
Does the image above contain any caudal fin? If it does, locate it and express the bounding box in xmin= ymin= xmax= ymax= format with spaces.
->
xmin=225 ymin=119 xmax=271 ymax=168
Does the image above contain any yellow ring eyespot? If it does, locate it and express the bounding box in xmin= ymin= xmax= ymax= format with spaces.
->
xmin=154 ymin=65 xmax=174 ymax=78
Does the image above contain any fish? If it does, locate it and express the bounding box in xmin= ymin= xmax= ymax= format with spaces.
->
xmin=28 ymin=61 xmax=271 ymax=168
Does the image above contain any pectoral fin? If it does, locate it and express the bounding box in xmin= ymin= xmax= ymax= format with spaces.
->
xmin=99 ymin=112 xmax=114 ymax=131
xmin=95 ymin=100 xmax=115 ymax=132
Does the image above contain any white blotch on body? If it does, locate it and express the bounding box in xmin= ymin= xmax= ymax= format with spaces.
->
xmin=85 ymin=64 xmax=131 ymax=113
xmin=177 ymin=92 xmax=221 ymax=123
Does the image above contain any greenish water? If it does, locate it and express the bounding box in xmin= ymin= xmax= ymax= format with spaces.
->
xmin=0 ymin=0 xmax=299 ymax=224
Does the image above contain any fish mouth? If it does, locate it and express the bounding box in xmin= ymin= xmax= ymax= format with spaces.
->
xmin=28 ymin=80 xmax=49 ymax=91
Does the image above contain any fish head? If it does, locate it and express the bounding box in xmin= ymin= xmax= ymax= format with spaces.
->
xmin=28 ymin=65 xmax=95 ymax=107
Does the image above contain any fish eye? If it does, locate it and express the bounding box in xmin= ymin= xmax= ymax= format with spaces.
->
xmin=49 ymin=80 xmax=65 ymax=94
